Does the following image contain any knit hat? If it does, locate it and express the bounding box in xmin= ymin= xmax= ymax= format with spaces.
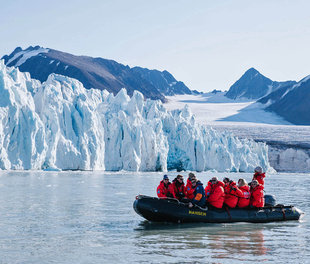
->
xmin=163 ymin=175 xmax=169 ymax=180
xmin=254 ymin=166 xmax=262 ymax=173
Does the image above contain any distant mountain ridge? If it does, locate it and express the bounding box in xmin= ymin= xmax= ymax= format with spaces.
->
xmin=225 ymin=68 xmax=296 ymax=100
xmin=259 ymin=75 xmax=310 ymax=125
xmin=226 ymin=67 xmax=310 ymax=125
xmin=131 ymin=67 xmax=191 ymax=96
xmin=2 ymin=46 xmax=193 ymax=101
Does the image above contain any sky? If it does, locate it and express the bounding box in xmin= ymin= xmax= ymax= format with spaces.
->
xmin=1 ymin=0 xmax=310 ymax=92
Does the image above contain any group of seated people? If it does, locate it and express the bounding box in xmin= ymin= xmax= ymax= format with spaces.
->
xmin=156 ymin=166 xmax=266 ymax=209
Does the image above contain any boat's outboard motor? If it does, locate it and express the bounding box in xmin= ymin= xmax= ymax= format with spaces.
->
xmin=264 ymin=194 xmax=276 ymax=206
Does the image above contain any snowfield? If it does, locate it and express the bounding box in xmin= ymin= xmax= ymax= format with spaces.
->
xmin=165 ymin=92 xmax=310 ymax=144
xmin=165 ymin=93 xmax=291 ymax=126
xmin=165 ymin=93 xmax=310 ymax=173
xmin=0 ymin=61 xmax=270 ymax=172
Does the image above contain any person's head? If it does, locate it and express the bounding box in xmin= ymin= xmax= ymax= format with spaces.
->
xmin=210 ymin=177 xmax=218 ymax=184
xmin=163 ymin=174 xmax=169 ymax=183
xmin=177 ymin=174 xmax=184 ymax=183
xmin=238 ymin=178 xmax=247 ymax=187
xmin=191 ymin=177 xmax=197 ymax=186
xmin=223 ymin=177 xmax=230 ymax=185
xmin=254 ymin=166 xmax=263 ymax=173
xmin=251 ymin=180 xmax=259 ymax=188
xmin=188 ymin=172 xmax=196 ymax=180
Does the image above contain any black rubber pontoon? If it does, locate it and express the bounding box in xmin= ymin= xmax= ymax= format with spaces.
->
xmin=133 ymin=195 xmax=302 ymax=223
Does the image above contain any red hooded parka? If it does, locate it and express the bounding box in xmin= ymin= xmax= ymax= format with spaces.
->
xmin=169 ymin=178 xmax=186 ymax=200
xmin=185 ymin=178 xmax=195 ymax=199
xmin=224 ymin=181 xmax=243 ymax=208
xmin=237 ymin=185 xmax=250 ymax=208
xmin=205 ymin=181 xmax=225 ymax=208
xmin=157 ymin=181 xmax=172 ymax=198
xmin=250 ymin=184 xmax=264 ymax=207
xmin=252 ymin=172 xmax=266 ymax=186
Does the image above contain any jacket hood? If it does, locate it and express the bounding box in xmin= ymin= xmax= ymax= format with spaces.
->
xmin=217 ymin=181 xmax=225 ymax=187
xmin=230 ymin=181 xmax=237 ymax=186
xmin=173 ymin=178 xmax=184 ymax=186
xmin=239 ymin=185 xmax=250 ymax=191
xmin=207 ymin=180 xmax=224 ymax=187
xmin=196 ymin=180 xmax=203 ymax=186
xmin=253 ymin=184 xmax=264 ymax=191
xmin=160 ymin=180 xmax=170 ymax=186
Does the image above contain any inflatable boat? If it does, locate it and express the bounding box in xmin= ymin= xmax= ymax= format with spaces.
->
xmin=133 ymin=195 xmax=302 ymax=223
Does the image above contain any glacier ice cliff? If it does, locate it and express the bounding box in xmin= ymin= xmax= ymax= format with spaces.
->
xmin=0 ymin=61 xmax=270 ymax=172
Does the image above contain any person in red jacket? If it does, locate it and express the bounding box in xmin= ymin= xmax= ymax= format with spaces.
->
xmin=252 ymin=166 xmax=266 ymax=186
xmin=169 ymin=174 xmax=186 ymax=200
xmin=237 ymin=178 xmax=250 ymax=208
xmin=185 ymin=172 xmax=196 ymax=199
xmin=250 ymin=180 xmax=265 ymax=208
xmin=223 ymin=177 xmax=243 ymax=208
xmin=157 ymin=175 xmax=173 ymax=198
xmin=205 ymin=177 xmax=225 ymax=208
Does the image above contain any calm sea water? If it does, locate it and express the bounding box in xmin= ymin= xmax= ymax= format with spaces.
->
xmin=0 ymin=171 xmax=308 ymax=263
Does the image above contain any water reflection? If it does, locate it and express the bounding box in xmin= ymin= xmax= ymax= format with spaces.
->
xmin=134 ymin=221 xmax=269 ymax=262
xmin=207 ymin=227 xmax=267 ymax=260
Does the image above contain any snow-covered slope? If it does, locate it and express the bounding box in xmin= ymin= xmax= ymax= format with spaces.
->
xmin=259 ymin=75 xmax=310 ymax=125
xmin=0 ymin=61 xmax=270 ymax=172
xmin=5 ymin=46 xmax=49 ymax=67
xmin=165 ymin=92 xmax=291 ymax=126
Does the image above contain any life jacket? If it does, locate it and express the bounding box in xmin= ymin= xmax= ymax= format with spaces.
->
xmin=224 ymin=181 xmax=243 ymax=208
xmin=169 ymin=178 xmax=186 ymax=200
xmin=250 ymin=184 xmax=264 ymax=208
xmin=191 ymin=181 xmax=206 ymax=207
xmin=237 ymin=185 xmax=250 ymax=208
xmin=252 ymin=172 xmax=266 ymax=186
xmin=185 ymin=178 xmax=195 ymax=199
xmin=205 ymin=181 xmax=225 ymax=209
xmin=157 ymin=180 xmax=173 ymax=198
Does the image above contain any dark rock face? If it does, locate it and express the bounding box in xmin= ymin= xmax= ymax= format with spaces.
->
xmin=2 ymin=46 xmax=192 ymax=102
xmin=226 ymin=68 xmax=296 ymax=100
xmin=131 ymin=67 xmax=192 ymax=96
xmin=259 ymin=76 xmax=310 ymax=125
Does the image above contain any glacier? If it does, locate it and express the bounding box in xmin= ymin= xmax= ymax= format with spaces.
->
xmin=0 ymin=60 xmax=270 ymax=172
